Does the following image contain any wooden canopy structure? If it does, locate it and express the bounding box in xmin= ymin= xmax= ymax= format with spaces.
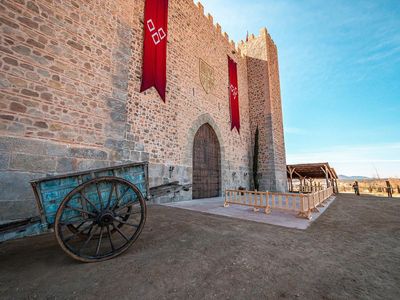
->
xmin=287 ymin=163 xmax=338 ymax=193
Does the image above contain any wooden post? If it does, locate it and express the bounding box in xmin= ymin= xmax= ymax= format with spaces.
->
xmin=287 ymin=167 xmax=296 ymax=192
xmin=320 ymin=165 xmax=331 ymax=189
xmin=289 ymin=171 xmax=293 ymax=192
xmin=325 ymin=165 xmax=330 ymax=188
xmin=224 ymin=190 xmax=229 ymax=207
xmin=265 ymin=191 xmax=271 ymax=214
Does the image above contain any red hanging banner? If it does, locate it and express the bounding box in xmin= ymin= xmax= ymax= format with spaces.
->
xmin=228 ymin=56 xmax=240 ymax=133
xmin=140 ymin=0 xmax=169 ymax=102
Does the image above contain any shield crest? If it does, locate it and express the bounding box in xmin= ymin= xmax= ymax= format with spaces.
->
xmin=199 ymin=59 xmax=215 ymax=94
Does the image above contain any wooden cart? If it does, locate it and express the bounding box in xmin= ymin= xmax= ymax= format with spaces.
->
xmin=0 ymin=162 xmax=149 ymax=263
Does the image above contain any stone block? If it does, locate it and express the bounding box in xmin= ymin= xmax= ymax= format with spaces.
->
xmin=110 ymin=111 xmax=127 ymax=122
xmin=69 ymin=147 xmax=108 ymax=160
xmin=67 ymin=40 xmax=83 ymax=51
xmin=46 ymin=143 xmax=70 ymax=157
xmin=108 ymin=149 xmax=123 ymax=161
xmin=10 ymin=153 xmax=56 ymax=173
xmin=0 ymin=136 xmax=47 ymax=155
xmin=0 ymin=152 xmax=10 ymax=169
xmin=104 ymin=123 xmax=126 ymax=137
xmin=149 ymin=163 xmax=165 ymax=181
xmin=104 ymin=138 xmax=125 ymax=150
xmin=0 ymin=200 xmax=39 ymax=222
xmin=106 ymin=98 xmax=126 ymax=113
xmin=0 ymin=17 xmax=19 ymax=29
xmin=120 ymin=149 xmax=131 ymax=161
xmin=0 ymin=138 xmax=11 ymax=152
xmin=116 ymin=25 xmax=132 ymax=41
xmin=0 ymin=171 xmax=43 ymax=221
xmin=141 ymin=152 xmax=150 ymax=162
xmin=17 ymin=17 xmax=39 ymax=29
xmin=56 ymin=157 xmax=77 ymax=173
xmin=111 ymin=89 xmax=128 ymax=102
xmin=129 ymin=150 xmax=141 ymax=162
xmin=77 ymin=159 xmax=110 ymax=171
xmin=0 ymin=75 xmax=11 ymax=88
xmin=7 ymin=122 xmax=25 ymax=133
xmin=10 ymin=102 xmax=27 ymax=113
xmin=134 ymin=143 xmax=145 ymax=152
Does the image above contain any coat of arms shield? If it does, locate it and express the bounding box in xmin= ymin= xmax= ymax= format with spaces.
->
xmin=199 ymin=59 xmax=215 ymax=94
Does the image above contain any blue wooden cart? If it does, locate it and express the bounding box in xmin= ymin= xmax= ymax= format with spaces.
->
xmin=0 ymin=162 xmax=149 ymax=262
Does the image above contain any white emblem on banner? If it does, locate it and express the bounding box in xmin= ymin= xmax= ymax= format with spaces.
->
xmin=147 ymin=19 xmax=155 ymax=31
xmin=230 ymin=84 xmax=238 ymax=100
xmin=147 ymin=19 xmax=166 ymax=45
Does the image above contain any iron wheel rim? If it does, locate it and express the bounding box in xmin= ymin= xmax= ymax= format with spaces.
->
xmin=54 ymin=177 xmax=146 ymax=262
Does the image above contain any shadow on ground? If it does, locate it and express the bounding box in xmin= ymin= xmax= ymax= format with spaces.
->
xmin=0 ymin=194 xmax=399 ymax=299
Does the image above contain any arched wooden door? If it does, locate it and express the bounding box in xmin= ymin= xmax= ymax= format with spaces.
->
xmin=192 ymin=123 xmax=221 ymax=199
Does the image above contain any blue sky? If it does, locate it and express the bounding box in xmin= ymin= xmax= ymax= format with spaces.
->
xmin=200 ymin=0 xmax=400 ymax=177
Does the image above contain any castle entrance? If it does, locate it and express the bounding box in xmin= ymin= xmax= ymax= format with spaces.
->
xmin=192 ymin=123 xmax=221 ymax=199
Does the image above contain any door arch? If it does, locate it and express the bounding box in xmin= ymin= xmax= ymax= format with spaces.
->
xmin=192 ymin=123 xmax=221 ymax=199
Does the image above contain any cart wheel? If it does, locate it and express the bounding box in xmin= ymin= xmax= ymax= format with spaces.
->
xmin=54 ymin=177 xmax=146 ymax=262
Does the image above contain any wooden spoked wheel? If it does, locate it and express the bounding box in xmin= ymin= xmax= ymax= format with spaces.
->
xmin=54 ymin=177 xmax=146 ymax=262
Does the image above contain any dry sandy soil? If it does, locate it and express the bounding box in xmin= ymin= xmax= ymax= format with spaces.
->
xmin=0 ymin=194 xmax=399 ymax=299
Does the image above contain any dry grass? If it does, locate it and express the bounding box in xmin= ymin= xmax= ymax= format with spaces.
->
xmin=339 ymin=178 xmax=400 ymax=198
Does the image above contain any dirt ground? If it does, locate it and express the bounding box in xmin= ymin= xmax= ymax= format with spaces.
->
xmin=1 ymin=194 xmax=399 ymax=299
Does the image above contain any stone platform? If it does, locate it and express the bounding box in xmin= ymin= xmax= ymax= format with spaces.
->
xmin=161 ymin=195 xmax=337 ymax=230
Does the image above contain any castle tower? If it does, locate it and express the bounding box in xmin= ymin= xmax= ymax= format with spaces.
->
xmin=240 ymin=28 xmax=287 ymax=192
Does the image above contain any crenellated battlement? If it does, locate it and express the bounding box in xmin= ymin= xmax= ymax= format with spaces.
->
xmin=193 ymin=1 xmax=277 ymax=59
xmin=194 ymin=1 xmax=238 ymax=51
xmin=239 ymin=28 xmax=276 ymax=47
xmin=237 ymin=27 xmax=279 ymax=61
xmin=196 ymin=1 xmax=204 ymax=14
xmin=215 ymin=23 xmax=222 ymax=34
xmin=207 ymin=13 xmax=213 ymax=23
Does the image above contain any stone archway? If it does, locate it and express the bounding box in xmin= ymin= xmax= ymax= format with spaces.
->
xmin=192 ymin=123 xmax=221 ymax=199
xmin=185 ymin=113 xmax=226 ymax=199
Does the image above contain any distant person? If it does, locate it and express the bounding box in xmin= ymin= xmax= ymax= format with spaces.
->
xmin=386 ymin=181 xmax=393 ymax=198
xmin=352 ymin=181 xmax=360 ymax=196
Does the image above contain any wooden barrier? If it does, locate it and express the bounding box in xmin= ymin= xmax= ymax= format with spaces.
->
xmin=224 ymin=187 xmax=334 ymax=220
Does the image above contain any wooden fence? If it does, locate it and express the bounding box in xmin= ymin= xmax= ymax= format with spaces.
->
xmin=224 ymin=186 xmax=334 ymax=220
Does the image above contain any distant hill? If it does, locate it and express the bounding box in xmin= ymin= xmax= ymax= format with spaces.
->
xmin=338 ymin=175 xmax=371 ymax=181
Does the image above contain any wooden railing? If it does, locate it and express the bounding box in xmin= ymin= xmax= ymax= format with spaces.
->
xmin=224 ymin=186 xmax=334 ymax=219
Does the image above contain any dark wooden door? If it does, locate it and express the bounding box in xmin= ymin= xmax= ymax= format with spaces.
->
xmin=192 ymin=124 xmax=221 ymax=199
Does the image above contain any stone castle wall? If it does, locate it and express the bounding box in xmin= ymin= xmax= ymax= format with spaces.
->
xmin=0 ymin=0 xmax=286 ymax=221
